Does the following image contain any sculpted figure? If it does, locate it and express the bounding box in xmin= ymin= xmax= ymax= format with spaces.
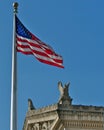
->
xmin=58 ymin=81 xmax=72 ymax=105
xmin=28 ymin=98 xmax=35 ymax=110
xmin=58 ymin=81 xmax=70 ymax=97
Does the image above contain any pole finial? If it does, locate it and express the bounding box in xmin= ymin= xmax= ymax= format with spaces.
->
xmin=13 ymin=2 xmax=19 ymax=13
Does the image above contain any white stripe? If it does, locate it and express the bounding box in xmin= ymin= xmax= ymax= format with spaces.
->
xmin=17 ymin=41 xmax=45 ymax=53
xmin=33 ymin=52 xmax=62 ymax=65
xmin=17 ymin=46 xmax=62 ymax=65
xmin=17 ymin=35 xmax=51 ymax=50
xmin=17 ymin=41 xmax=63 ymax=60
xmin=17 ymin=46 xmax=32 ymax=52
xmin=17 ymin=34 xmax=57 ymax=52
xmin=37 ymin=40 xmax=54 ymax=51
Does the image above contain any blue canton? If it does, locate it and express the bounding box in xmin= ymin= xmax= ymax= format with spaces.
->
xmin=16 ymin=15 xmax=32 ymax=39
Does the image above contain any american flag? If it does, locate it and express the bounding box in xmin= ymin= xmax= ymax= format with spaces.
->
xmin=16 ymin=15 xmax=64 ymax=68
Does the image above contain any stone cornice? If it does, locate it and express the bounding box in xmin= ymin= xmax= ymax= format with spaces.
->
xmin=26 ymin=103 xmax=104 ymax=117
xmin=26 ymin=104 xmax=59 ymax=117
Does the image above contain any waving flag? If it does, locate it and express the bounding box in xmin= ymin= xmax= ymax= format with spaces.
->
xmin=16 ymin=15 xmax=64 ymax=68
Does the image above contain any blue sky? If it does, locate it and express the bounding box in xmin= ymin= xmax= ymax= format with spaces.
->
xmin=0 ymin=0 xmax=104 ymax=130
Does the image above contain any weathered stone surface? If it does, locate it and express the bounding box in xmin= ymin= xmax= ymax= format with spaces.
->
xmin=58 ymin=81 xmax=72 ymax=105
xmin=23 ymin=82 xmax=104 ymax=130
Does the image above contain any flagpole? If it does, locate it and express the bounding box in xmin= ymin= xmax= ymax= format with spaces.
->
xmin=10 ymin=2 xmax=18 ymax=130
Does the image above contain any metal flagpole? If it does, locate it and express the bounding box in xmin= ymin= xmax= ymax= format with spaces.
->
xmin=10 ymin=2 xmax=18 ymax=130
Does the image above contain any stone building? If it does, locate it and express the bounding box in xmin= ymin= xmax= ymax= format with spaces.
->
xmin=23 ymin=82 xmax=104 ymax=130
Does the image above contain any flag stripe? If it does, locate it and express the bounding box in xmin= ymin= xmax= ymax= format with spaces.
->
xmin=37 ymin=58 xmax=64 ymax=68
xmin=17 ymin=44 xmax=63 ymax=63
xmin=17 ymin=46 xmax=51 ymax=58
xmin=16 ymin=15 xmax=64 ymax=68
xmin=17 ymin=48 xmax=33 ymax=55
xmin=17 ymin=36 xmax=60 ymax=57
xmin=17 ymin=41 xmax=63 ymax=61
xmin=17 ymin=46 xmax=63 ymax=66
xmin=17 ymin=36 xmax=63 ymax=60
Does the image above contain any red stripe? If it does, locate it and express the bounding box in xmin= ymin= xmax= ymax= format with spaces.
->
xmin=17 ymin=37 xmax=41 ymax=48
xmin=16 ymin=43 xmax=29 ymax=48
xmin=16 ymin=35 xmax=64 ymax=68
xmin=17 ymin=41 xmax=62 ymax=60
xmin=16 ymin=48 xmax=33 ymax=55
xmin=53 ymin=59 xmax=63 ymax=63
xmin=17 ymin=43 xmax=51 ymax=58
xmin=37 ymin=58 xmax=64 ymax=68
xmin=17 ymin=47 xmax=63 ymax=67
xmin=17 ymin=36 xmax=60 ymax=56
xmin=17 ymin=44 xmax=63 ymax=63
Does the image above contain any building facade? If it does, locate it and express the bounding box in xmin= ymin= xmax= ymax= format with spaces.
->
xmin=23 ymin=82 xmax=104 ymax=130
